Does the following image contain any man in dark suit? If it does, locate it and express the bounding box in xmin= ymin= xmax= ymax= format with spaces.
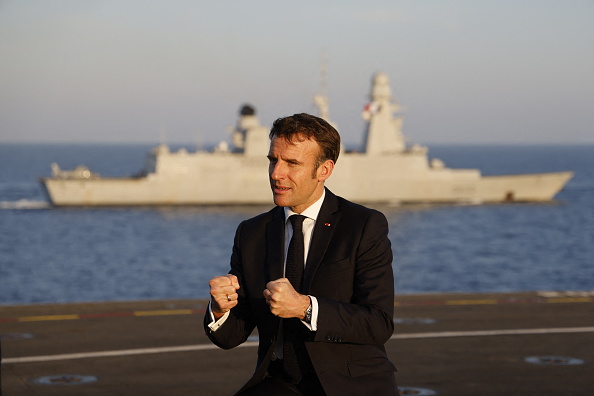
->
xmin=205 ymin=113 xmax=398 ymax=395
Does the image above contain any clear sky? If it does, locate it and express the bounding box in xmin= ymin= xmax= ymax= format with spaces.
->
xmin=1 ymin=0 xmax=593 ymax=146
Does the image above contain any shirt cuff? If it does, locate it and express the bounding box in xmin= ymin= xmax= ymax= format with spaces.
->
xmin=207 ymin=300 xmax=230 ymax=332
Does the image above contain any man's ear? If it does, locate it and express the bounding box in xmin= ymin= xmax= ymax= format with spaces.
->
xmin=317 ymin=160 xmax=334 ymax=182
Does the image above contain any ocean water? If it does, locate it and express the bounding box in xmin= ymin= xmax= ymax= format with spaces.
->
xmin=0 ymin=143 xmax=593 ymax=305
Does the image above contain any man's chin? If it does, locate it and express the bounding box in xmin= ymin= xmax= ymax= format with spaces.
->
xmin=272 ymin=194 xmax=291 ymax=208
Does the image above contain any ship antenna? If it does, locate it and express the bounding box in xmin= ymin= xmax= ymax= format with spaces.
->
xmin=320 ymin=49 xmax=328 ymax=98
xmin=159 ymin=127 xmax=167 ymax=145
xmin=313 ymin=50 xmax=331 ymax=121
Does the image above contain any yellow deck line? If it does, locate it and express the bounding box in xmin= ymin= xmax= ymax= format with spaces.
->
xmin=18 ymin=314 xmax=80 ymax=322
xmin=134 ymin=309 xmax=194 ymax=316
xmin=445 ymin=299 xmax=499 ymax=305
xmin=6 ymin=297 xmax=593 ymax=323
xmin=546 ymin=297 xmax=593 ymax=304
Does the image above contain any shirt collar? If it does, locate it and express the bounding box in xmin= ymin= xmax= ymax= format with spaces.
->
xmin=284 ymin=189 xmax=326 ymax=222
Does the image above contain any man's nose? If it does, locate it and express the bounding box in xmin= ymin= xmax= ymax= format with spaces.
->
xmin=270 ymin=162 xmax=285 ymax=180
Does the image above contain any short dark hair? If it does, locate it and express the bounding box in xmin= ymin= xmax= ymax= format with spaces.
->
xmin=269 ymin=113 xmax=341 ymax=169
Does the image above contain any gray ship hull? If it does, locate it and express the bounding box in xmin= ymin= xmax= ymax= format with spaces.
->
xmin=41 ymin=150 xmax=572 ymax=206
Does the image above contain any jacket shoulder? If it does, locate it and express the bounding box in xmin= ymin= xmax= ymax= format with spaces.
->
xmin=237 ymin=206 xmax=282 ymax=232
xmin=333 ymin=194 xmax=388 ymax=224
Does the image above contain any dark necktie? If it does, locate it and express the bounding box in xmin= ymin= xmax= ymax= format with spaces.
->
xmin=283 ymin=214 xmax=306 ymax=383
xmin=285 ymin=215 xmax=306 ymax=291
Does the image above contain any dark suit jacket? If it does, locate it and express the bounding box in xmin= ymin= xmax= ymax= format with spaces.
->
xmin=204 ymin=189 xmax=398 ymax=396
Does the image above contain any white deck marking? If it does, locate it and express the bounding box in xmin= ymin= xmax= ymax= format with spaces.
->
xmin=4 ymin=327 xmax=594 ymax=364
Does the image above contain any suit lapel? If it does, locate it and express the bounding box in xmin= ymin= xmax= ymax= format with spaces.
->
xmin=303 ymin=189 xmax=340 ymax=293
xmin=266 ymin=206 xmax=285 ymax=282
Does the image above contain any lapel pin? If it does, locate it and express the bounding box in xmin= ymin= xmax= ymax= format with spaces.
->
xmin=324 ymin=223 xmax=331 ymax=227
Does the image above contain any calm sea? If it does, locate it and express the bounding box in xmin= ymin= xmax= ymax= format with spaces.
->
xmin=0 ymin=143 xmax=593 ymax=305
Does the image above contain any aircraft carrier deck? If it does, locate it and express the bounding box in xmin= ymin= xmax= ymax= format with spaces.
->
xmin=1 ymin=291 xmax=593 ymax=395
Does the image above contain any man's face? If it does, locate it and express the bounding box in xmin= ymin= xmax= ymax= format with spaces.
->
xmin=267 ymin=135 xmax=333 ymax=213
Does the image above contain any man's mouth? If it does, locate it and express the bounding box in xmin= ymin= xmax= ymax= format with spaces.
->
xmin=274 ymin=186 xmax=291 ymax=193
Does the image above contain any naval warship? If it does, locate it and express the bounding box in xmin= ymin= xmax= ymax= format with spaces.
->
xmin=41 ymin=72 xmax=573 ymax=206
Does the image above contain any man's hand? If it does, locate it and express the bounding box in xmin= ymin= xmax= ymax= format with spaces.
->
xmin=263 ymin=278 xmax=310 ymax=319
xmin=209 ymin=274 xmax=240 ymax=320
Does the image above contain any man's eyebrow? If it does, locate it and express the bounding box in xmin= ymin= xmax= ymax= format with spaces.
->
xmin=267 ymin=154 xmax=302 ymax=164
xmin=284 ymin=156 xmax=302 ymax=164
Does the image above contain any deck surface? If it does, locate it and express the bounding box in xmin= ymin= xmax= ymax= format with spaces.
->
xmin=1 ymin=292 xmax=593 ymax=395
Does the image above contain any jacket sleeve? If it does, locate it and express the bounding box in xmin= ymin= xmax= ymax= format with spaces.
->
xmin=313 ymin=209 xmax=395 ymax=345
xmin=204 ymin=221 xmax=257 ymax=349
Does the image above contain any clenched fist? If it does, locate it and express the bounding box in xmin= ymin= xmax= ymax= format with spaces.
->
xmin=263 ymin=278 xmax=310 ymax=319
xmin=209 ymin=274 xmax=240 ymax=320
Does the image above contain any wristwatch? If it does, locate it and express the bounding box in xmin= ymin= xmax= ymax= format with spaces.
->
xmin=304 ymin=301 xmax=313 ymax=324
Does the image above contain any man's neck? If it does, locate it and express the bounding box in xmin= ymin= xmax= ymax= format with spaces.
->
xmin=285 ymin=189 xmax=326 ymax=220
